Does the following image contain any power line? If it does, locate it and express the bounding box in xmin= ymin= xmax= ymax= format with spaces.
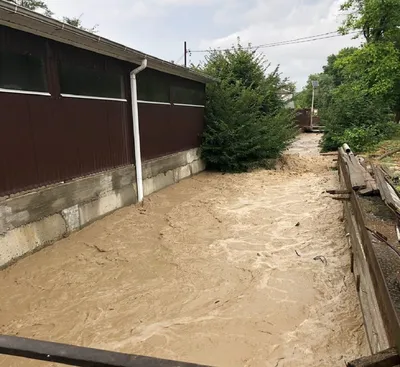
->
xmin=248 ymin=31 xmax=339 ymax=48
xmin=188 ymin=31 xmax=358 ymax=54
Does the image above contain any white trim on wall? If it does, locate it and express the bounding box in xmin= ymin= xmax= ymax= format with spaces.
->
xmin=60 ymin=93 xmax=127 ymax=102
xmin=0 ymin=88 xmax=51 ymax=96
xmin=137 ymin=100 xmax=171 ymax=106
xmin=173 ymin=103 xmax=205 ymax=108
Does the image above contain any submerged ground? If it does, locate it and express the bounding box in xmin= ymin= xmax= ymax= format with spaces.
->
xmin=0 ymin=134 xmax=368 ymax=366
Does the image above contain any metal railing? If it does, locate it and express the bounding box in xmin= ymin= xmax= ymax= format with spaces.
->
xmin=0 ymin=334 xmax=210 ymax=367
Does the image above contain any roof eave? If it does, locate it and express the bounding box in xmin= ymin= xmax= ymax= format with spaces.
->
xmin=0 ymin=0 xmax=215 ymax=84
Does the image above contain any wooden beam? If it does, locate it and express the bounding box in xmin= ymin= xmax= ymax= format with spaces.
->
xmin=0 ymin=335 xmax=209 ymax=367
xmin=320 ymin=152 xmax=338 ymax=156
xmin=359 ymin=160 xmax=378 ymax=196
xmin=332 ymin=196 xmax=350 ymax=201
xmin=378 ymin=147 xmax=400 ymax=160
xmin=347 ymin=347 xmax=400 ymax=367
xmin=339 ymin=147 xmax=367 ymax=190
xmin=326 ymin=189 xmax=351 ymax=194
xmin=373 ymin=166 xmax=400 ymax=214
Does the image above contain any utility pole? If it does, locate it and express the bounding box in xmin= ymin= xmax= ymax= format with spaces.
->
xmin=310 ymin=80 xmax=319 ymax=129
xmin=184 ymin=41 xmax=187 ymax=67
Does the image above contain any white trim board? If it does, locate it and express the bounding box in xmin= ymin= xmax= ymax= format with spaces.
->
xmin=60 ymin=93 xmax=127 ymax=102
xmin=137 ymin=100 xmax=171 ymax=106
xmin=173 ymin=103 xmax=205 ymax=108
xmin=0 ymin=88 xmax=51 ymax=96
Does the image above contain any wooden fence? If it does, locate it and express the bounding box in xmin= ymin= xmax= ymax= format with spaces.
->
xmin=336 ymin=146 xmax=400 ymax=367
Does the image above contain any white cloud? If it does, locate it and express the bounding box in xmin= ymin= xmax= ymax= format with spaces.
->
xmin=200 ymin=0 xmax=360 ymax=89
xmin=44 ymin=0 xmax=361 ymax=89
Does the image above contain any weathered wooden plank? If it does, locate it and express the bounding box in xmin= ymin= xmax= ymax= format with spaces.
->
xmin=373 ymin=166 xmax=400 ymax=214
xmin=339 ymin=148 xmax=399 ymax=352
xmin=396 ymin=223 xmax=400 ymax=244
xmin=347 ymin=348 xmax=399 ymax=367
xmin=320 ymin=152 xmax=338 ymax=156
xmin=332 ymin=196 xmax=350 ymax=201
xmin=343 ymin=194 xmax=390 ymax=352
xmin=379 ymin=148 xmax=400 ymax=160
xmin=340 ymin=147 xmax=367 ymax=190
xmin=326 ymin=189 xmax=351 ymax=194
xmin=374 ymin=166 xmax=388 ymax=203
xmin=359 ymin=159 xmax=378 ymax=196
xmin=0 ymin=335 xmax=209 ymax=367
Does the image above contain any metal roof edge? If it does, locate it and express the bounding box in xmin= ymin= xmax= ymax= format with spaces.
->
xmin=0 ymin=0 xmax=215 ymax=84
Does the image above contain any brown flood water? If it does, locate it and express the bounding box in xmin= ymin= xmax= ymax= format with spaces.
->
xmin=0 ymin=134 xmax=368 ymax=366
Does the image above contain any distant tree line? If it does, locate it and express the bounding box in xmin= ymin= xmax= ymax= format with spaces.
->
xmin=296 ymin=0 xmax=400 ymax=152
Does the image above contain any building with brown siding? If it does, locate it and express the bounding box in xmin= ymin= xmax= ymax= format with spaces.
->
xmin=0 ymin=1 xmax=213 ymax=267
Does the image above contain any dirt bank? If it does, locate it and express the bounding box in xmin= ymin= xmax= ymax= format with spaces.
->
xmin=0 ymin=134 xmax=368 ymax=366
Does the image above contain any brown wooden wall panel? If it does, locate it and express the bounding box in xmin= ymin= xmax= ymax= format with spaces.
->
xmin=0 ymin=25 xmax=133 ymax=196
xmin=139 ymin=104 xmax=204 ymax=161
xmin=0 ymin=24 xmax=205 ymax=196
xmin=0 ymin=93 xmax=132 ymax=196
xmin=0 ymin=94 xmax=39 ymax=194
xmin=171 ymin=106 xmax=204 ymax=152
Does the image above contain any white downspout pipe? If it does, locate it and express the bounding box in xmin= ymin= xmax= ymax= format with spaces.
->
xmin=130 ymin=59 xmax=148 ymax=203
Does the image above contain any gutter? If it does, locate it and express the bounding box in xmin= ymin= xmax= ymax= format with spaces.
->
xmin=130 ymin=59 xmax=148 ymax=203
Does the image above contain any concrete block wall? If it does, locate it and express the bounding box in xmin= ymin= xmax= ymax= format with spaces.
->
xmin=0 ymin=166 xmax=137 ymax=267
xmin=142 ymin=148 xmax=205 ymax=196
xmin=0 ymin=148 xmax=205 ymax=267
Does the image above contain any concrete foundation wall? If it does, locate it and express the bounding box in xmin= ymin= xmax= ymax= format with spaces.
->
xmin=142 ymin=148 xmax=205 ymax=197
xmin=0 ymin=148 xmax=205 ymax=267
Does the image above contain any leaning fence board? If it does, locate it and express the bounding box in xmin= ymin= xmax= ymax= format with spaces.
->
xmin=339 ymin=147 xmax=367 ymax=190
xmin=359 ymin=167 xmax=379 ymax=196
xmin=0 ymin=335 xmax=209 ymax=367
xmin=373 ymin=166 xmax=400 ymax=214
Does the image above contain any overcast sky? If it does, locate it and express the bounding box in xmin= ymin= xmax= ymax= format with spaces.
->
xmin=45 ymin=0 xmax=360 ymax=90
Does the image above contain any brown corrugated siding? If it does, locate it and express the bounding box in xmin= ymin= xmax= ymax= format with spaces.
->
xmin=0 ymin=92 xmax=133 ymax=196
xmin=0 ymin=25 xmax=205 ymax=196
xmin=139 ymin=104 xmax=204 ymax=161
xmin=0 ymin=25 xmax=134 ymax=196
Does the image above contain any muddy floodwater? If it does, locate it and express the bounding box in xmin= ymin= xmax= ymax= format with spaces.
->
xmin=0 ymin=134 xmax=368 ymax=366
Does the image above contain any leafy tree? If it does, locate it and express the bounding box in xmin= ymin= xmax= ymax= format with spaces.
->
xmin=335 ymin=42 xmax=400 ymax=97
xmin=340 ymin=0 xmax=400 ymax=43
xmin=295 ymin=48 xmax=357 ymax=110
xmin=320 ymin=43 xmax=400 ymax=151
xmin=199 ymin=44 xmax=296 ymax=172
xmin=314 ymin=0 xmax=400 ymax=151
xmin=9 ymin=0 xmax=52 ymax=16
xmin=63 ymin=16 xmax=98 ymax=33
xmin=338 ymin=0 xmax=400 ymax=120
xmin=8 ymin=1 xmax=98 ymax=32
xmin=321 ymin=85 xmax=395 ymax=151
xmin=323 ymin=47 xmax=357 ymax=86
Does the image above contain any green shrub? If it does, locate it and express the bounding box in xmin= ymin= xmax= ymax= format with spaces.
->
xmin=199 ymin=45 xmax=296 ymax=172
